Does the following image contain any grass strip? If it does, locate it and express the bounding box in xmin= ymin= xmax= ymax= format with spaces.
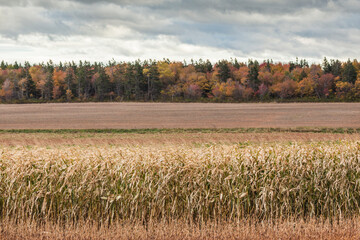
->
xmin=0 ymin=127 xmax=359 ymax=134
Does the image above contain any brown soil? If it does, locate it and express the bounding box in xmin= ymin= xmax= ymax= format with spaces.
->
xmin=1 ymin=102 xmax=360 ymax=129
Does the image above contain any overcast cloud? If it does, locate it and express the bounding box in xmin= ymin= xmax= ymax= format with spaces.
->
xmin=0 ymin=0 xmax=359 ymax=63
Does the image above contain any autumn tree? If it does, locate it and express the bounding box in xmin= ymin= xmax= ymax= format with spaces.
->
xmin=233 ymin=66 xmax=249 ymax=85
xmin=7 ymin=69 xmax=23 ymax=100
xmin=297 ymin=77 xmax=314 ymax=97
xmin=258 ymin=83 xmax=269 ymax=100
xmin=353 ymin=78 xmax=360 ymax=99
xmin=158 ymin=61 xmax=175 ymax=86
xmin=211 ymin=81 xmax=226 ymax=100
xmin=226 ymin=80 xmax=245 ymax=100
xmin=271 ymin=79 xmax=298 ymax=99
xmin=315 ymin=73 xmax=334 ymax=98
xmin=29 ymin=65 xmax=47 ymax=99
xmin=258 ymin=71 xmax=273 ymax=86
xmin=336 ymin=81 xmax=353 ymax=100
xmin=0 ymin=79 xmax=13 ymax=101
xmin=185 ymin=84 xmax=202 ymax=100
xmin=52 ymin=68 xmax=66 ymax=99
xmin=1 ymin=58 xmax=360 ymax=102
xmin=196 ymin=74 xmax=212 ymax=97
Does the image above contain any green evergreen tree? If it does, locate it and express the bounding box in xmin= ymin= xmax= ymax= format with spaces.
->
xmin=330 ymin=59 xmax=342 ymax=77
xmin=342 ymin=59 xmax=357 ymax=84
xmin=0 ymin=60 xmax=6 ymax=70
xmin=322 ymin=57 xmax=332 ymax=74
xmin=248 ymin=60 xmax=260 ymax=90
xmin=233 ymin=58 xmax=240 ymax=69
xmin=148 ymin=62 xmax=160 ymax=100
xmin=25 ymin=69 xmax=37 ymax=99
xmin=217 ymin=60 xmax=230 ymax=82
xmin=13 ymin=61 xmax=19 ymax=69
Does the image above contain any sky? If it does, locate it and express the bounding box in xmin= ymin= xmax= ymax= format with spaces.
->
xmin=0 ymin=0 xmax=360 ymax=64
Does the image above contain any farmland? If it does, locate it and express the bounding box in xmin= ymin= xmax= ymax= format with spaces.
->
xmin=1 ymin=103 xmax=360 ymax=239
xmin=1 ymin=102 xmax=360 ymax=129
xmin=1 ymin=138 xmax=360 ymax=239
xmin=1 ymin=131 xmax=360 ymax=147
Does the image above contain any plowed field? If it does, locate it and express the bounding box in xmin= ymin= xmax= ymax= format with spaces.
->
xmin=1 ymin=102 xmax=359 ymax=129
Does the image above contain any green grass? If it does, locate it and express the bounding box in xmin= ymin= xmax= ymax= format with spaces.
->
xmin=0 ymin=127 xmax=359 ymax=134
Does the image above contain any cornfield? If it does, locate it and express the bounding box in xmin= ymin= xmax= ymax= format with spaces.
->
xmin=1 ymin=142 xmax=360 ymax=226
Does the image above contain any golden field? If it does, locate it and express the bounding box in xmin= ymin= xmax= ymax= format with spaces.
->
xmin=1 ymin=133 xmax=360 ymax=239
xmin=1 ymin=131 xmax=360 ymax=146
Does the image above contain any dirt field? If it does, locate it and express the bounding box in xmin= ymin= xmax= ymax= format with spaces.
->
xmin=0 ymin=102 xmax=360 ymax=129
xmin=2 ymin=102 xmax=360 ymax=240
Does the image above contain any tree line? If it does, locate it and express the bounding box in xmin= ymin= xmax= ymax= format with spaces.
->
xmin=0 ymin=58 xmax=359 ymax=103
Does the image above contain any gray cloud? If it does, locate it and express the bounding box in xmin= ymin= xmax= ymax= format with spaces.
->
xmin=0 ymin=0 xmax=338 ymax=13
xmin=0 ymin=0 xmax=359 ymax=62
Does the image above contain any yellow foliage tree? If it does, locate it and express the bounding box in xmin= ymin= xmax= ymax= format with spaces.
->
xmin=297 ymin=77 xmax=314 ymax=97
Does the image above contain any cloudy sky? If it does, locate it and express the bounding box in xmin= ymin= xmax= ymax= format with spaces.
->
xmin=0 ymin=0 xmax=359 ymax=63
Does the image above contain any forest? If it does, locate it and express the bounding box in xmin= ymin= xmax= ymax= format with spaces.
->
xmin=0 ymin=58 xmax=359 ymax=103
